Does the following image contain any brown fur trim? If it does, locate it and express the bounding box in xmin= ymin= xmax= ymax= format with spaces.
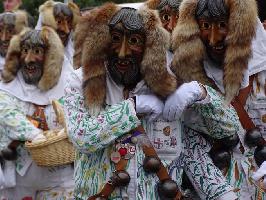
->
xmin=39 ymin=0 xmax=57 ymax=29
xmin=68 ymin=2 xmax=80 ymax=29
xmin=75 ymin=3 xmax=119 ymax=115
xmin=223 ymin=0 xmax=257 ymax=104
xmin=14 ymin=10 xmax=29 ymax=33
xmin=38 ymin=26 xmax=64 ymax=91
xmin=171 ymin=0 xmax=257 ymax=104
xmin=171 ymin=0 xmax=210 ymax=87
xmin=144 ymin=0 xmax=161 ymax=9
xmin=138 ymin=8 xmax=177 ymax=97
xmin=1 ymin=29 xmax=28 ymax=83
xmin=2 ymin=27 xmax=64 ymax=91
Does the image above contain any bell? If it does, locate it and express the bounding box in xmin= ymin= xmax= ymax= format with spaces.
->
xmin=1 ymin=147 xmax=17 ymax=161
xmin=143 ymin=156 xmax=161 ymax=173
xmin=157 ymin=179 xmax=178 ymax=199
xmin=254 ymin=144 xmax=266 ymax=167
xmin=209 ymin=149 xmax=230 ymax=170
xmin=220 ymin=134 xmax=239 ymax=150
xmin=245 ymin=128 xmax=264 ymax=147
xmin=111 ymin=170 xmax=130 ymax=187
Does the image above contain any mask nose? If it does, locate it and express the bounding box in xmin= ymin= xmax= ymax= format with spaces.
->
xmin=118 ymin=36 xmax=131 ymax=59
xmin=25 ymin=50 xmax=36 ymax=64
xmin=59 ymin=20 xmax=70 ymax=35
xmin=208 ymin=24 xmax=223 ymax=46
xmin=166 ymin=15 xmax=177 ymax=33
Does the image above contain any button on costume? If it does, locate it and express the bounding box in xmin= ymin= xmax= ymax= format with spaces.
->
xmin=64 ymin=3 xmax=241 ymax=200
xmin=0 ymin=27 xmax=75 ymax=199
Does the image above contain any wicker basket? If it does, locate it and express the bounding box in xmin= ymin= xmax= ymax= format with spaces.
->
xmin=25 ymin=100 xmax=75 ymax=167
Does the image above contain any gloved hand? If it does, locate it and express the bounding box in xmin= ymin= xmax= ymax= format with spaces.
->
xmin=252 ymin=161 xmax=266 ymax=188
xmin=135 ymin=94 xmax=164 ymax=122
xmin=163 ymin=81 xmax=206 ymax=121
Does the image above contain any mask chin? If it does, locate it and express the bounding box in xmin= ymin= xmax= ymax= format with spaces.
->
xmin=107 ymin=55 xmax=142 ymax=89
xmin=57 ymin=30 xmax=69 ymax=46
xmin=21 ymin=63 xmax=43 ymax=85
xmin=206 ymin=44 xmax=225 ymax=66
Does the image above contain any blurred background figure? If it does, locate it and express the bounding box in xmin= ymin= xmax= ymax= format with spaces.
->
xmin=257 ymin=0 xmax=266 ymax=29
xmin=3 ymin=0 xmax=22 ymax=12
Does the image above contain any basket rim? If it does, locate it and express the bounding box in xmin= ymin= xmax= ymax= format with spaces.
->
xmin=25 ymin=130 xmax=69 ymax=148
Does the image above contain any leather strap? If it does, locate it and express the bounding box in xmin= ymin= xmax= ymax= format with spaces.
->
xmin=88 ymin=126 xmax=182 ymax=200
xmin=136 ymin=126 xmax=171 ymax=181
xmin=88 ymin=158 xmax=129 ymax=200
xmin=135 ymin=126 xmax=182 ymax=199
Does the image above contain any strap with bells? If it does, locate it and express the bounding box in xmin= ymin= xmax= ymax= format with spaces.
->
xmin=88 ymin=88 xmax=181 ymax=200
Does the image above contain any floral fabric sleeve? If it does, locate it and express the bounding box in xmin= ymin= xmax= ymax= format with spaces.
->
xmin=64 ymin=87 xmax=140 ymax=154
xmin=0 ymin=91 xmax=41 ymax=151
xmin=184 ymin=86 xmax=240 ymax=139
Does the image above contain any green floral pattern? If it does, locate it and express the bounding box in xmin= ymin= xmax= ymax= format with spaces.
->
xmin=65 ymin=85 xmax=240 ymax=200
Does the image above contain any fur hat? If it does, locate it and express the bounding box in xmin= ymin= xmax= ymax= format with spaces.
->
xmin=39 ymin=0 xmax=80 ymax=29
xmin=74 ymin=3 xmax=177 ymax=116
xmin=0 ymin=10 xmax=30 ymax=33
xmin=2 ymin=26 xmax=64 ymax=91
xmin=171 ymin=0 xmax=257 ymax=104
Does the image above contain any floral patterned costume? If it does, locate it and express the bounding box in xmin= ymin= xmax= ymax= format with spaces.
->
xmin=64 ymin=70 xmax=240 ymax=200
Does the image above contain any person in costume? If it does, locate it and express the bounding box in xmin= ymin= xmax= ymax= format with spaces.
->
xmin=144 ymin=0 xmax=181 ymax=34
xmin=36 ymin=0 xmax=80 ymax=66
xmin=64 ymin=3 xmax=241 ymax=200
xmin=0 ymin=11 xmax=32 ymax=76
xmin=169 ymin=0 xmax=266 ymax=199
xmin=144 ymin=0 xmax=246 ymax=199
xmin=0 ymin=27 xmax=75 ymax=199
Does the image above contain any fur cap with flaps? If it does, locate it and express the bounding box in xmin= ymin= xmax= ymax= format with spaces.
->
xmin=74 ymin=3 xmax=177 ymax=116
xmin=171 ymin=0 xmax=257 ymax=104
xmin=39 ymin=0 xmax=80 ymax=30
xmin=1 ymin=26 xmax=64 ymax=91
xmin=0 ymin=10 xmax=30 ymax=33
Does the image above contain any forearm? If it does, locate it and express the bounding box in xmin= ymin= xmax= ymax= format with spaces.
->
xmin=184 ymin=86 xmax=240 ymax=139
xmin=0 ymin=92 xmax=42 ymax=142
xmin=64 ymin=88 xmax=140 ymax=153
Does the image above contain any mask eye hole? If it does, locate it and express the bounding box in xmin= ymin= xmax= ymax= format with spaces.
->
xmin=162 ymin=14 xmax=170 ymax=21
xmin=219 ymin=21 xmax=227 ymax=28
xmin=202 ymin=22 xmax=210 ymax=29
xmin=22 ymin=48 xmax=28 ymax=54
xmin=111 ymin=34 xmax=121 ymax=43
xmin=129 ymin=37 xmax=137 ymax=45
xmin=128 ymin=35 xmax=144 ymax=46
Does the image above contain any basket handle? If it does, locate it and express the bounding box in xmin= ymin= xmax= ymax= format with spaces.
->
xmin=52 ymin=100 xmax=66 ymax=129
